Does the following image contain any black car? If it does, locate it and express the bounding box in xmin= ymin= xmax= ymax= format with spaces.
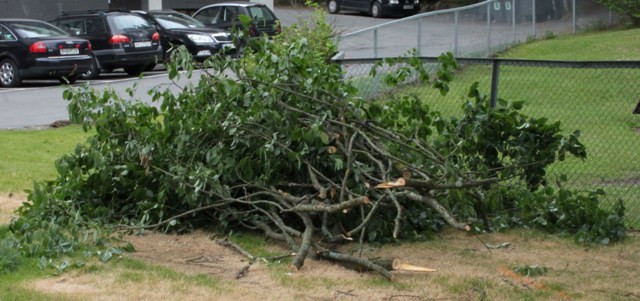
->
xmin=327 ymin=0 xmax=421 ymax=18
xmin=192 ymin=2 xmax=280 ymax=38
xmin=0 ymin=19 xmax=92 ymax=87
xmin=132 ymin=10 xmax=235 ymax=63
xmin=50 ymin=9 xmax=162 ymax=79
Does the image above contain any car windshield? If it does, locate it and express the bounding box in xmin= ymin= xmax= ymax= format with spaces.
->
xmin=11 ymin=21 xmax=68 ymax=38
xmin=110 ymin=15 xmax=154 ymax=31
xmin=151 ymin=12 xmax=205 ymax=29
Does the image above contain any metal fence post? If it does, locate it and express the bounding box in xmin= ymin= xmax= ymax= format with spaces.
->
xmin=487 ymin=3 xmax=492 ymax=56
xmin=373 ymin=28 xmax=379 ymax=97
xmin=373 ymin=28 xmax=378 ymax=59
xmin=572 ymin=0 xmax=576 ymax=34
xmin=532 ymin=0 xmax=536 ymax=37
xmin=417 ymin=17 xmax=422 ymax=56
xmin=511 ymin=0 xmax=516 ymax=44
xmin=490 ymin=59 xmax=500 ymax=109
xmin=609 ymin=9 xmax=613 ymax=27
xmin=454 ymin=11 xmax=459 ymax=57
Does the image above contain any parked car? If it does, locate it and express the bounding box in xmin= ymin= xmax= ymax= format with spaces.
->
xmin=192 ymin=2 xmax=280 ymax=38
xmin=0 ymin=18 xmax=92 ymax=87
xmin=50 ymin=9 xmax=162 ymax=80
xmin=131 ymin=9 xmax=235 ymax=64
xmin=326 ymin=0 xmax=421 ymax=18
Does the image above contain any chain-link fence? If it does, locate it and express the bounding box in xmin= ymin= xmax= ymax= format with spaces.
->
xmin=335 ymin=57 xmax=640 ymax=228
xmin=337 ymin=0 xmax=619 ymax=59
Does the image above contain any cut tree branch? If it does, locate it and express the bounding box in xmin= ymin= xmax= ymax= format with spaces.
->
xmin=283 ymin=196 xmax=370 ymax=213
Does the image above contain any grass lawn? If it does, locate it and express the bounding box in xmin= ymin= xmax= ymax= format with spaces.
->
xmin=0 ymin=126 xmax=91 ymax=194
xmin=348 ymin=27 xmax=640 ymax=227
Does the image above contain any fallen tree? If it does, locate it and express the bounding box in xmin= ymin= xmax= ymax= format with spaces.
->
xmin=9 ymin=9 xmax=625 ymax=277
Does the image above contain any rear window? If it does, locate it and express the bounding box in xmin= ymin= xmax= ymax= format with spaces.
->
xmin=11 ymin=21 xmax=68 ymax=38
xmin=109 ymin=15 xmax=154 ymax=31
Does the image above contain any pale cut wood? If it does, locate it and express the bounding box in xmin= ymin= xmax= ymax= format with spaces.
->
xmin=374 ymin=178 xmax=406 ymax=189
xmin=392 ymin=259 xmax=436 ymax=272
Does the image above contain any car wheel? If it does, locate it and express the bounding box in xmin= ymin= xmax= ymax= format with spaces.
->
xmin=124 ymin=65 xmax=145 ymax=76
xmin=370 ymin=1 xmax=383 ymax=18
xmin=79 ymin=56 xmax=100 ymax=80
xmin=59 ymin=75 xmax=78 ymax=85
xmin=0 ymin=59 xmax=21 ymax=88
xmin=327 ymin=0 xmax=340 ymax=14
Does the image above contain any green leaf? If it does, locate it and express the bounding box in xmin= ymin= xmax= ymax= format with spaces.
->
xmin=100 ymin=251 xmax=113 ymax=262
xmin=368 ymin=230 xmax=378 ymax=242
xmin=318 ymin=131 xmax=330 ymax=145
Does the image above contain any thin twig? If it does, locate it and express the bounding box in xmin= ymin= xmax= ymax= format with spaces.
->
xmin=556 ymin=263 xmax=569 ymax=276
xmin=336 ymin=290 xmax=358 ymax=297
xmin=235 ymin=263 xmax=252 ymax=279
xmin=215 ymin=239 xmax=255 ymax=261
xmin=475 ymin=235 xmax=492 ymax=253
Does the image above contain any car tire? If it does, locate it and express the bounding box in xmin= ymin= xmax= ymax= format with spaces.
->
xmin=327 ymin=0 xmax=340 ymax=14
xmin=0 ymin=59 xmax=21 ymax=88
xmin=370 ymin=1 xmax=383 ymax=18
xmin=80 ymin=56 xmax=100 ymax=80
xmin=124 ymin=65 xmax=145 ymax=76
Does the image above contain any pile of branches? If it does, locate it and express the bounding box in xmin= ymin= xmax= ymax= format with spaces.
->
xmin=11 ymin=11 xmax=623 ymax=279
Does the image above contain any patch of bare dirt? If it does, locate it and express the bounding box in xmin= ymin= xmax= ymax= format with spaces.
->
xmin=0 ymin=192 xmax=25 ymax=224
xmin=3 ymin=192 xmax=637 ymax=300
xmin=24 ymin=228 xmax=640 ymax=301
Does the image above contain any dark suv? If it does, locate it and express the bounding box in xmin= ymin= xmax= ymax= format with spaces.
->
xmin=50 ymin=10 xmax=162 ymax=79
xmin=132 ymin=10 xmax=235 ymax=64
xmin=192 ymin=2 xmax=280 ymax=38
xmin=326 ymin=0 xmax=420 ymax=18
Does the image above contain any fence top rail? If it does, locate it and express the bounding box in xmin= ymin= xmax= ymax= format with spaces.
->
xmin=334 ymin=56 xmax=640 ymax=69
xmin=340 ymin=0 xmax=496 ymax=39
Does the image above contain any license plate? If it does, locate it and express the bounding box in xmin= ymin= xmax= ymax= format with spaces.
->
xmin=403 ymin=5 xmax=413 ymax=9
xmin=134 ymin=41 xmax=152 ymax=48
xmin=60 ymin=48 xmax=79 ymax=55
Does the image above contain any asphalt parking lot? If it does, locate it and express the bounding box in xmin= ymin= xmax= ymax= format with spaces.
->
xmin=0 ymin=7 xmax=395 ymax=129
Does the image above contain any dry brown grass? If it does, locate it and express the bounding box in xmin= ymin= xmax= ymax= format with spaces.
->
xmin=2 ymin=195 xmax=640 ymax=301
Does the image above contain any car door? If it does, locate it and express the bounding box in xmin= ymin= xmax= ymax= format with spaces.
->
xmin=83 ymin=17 xmax=110 ymax=53
xmin=342 ymin=0 xmax=368 ymax=11
xmin=245 ymin=6 xmax=279 ymax=36
xmin=0 ymin=24 xmax=23 ymax=66
xmin=221 ymin=6 xmax=242 ymax=33
xmin=193 ymin=6 xmax=223 ymax=28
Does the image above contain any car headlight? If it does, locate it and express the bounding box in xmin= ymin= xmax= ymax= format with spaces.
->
xmin=390 ymin=0 xmax=399 ymax=4
xmin=210 ymin=33 xmax=229 ymax=43
xmin=187 ymin=34 xmax=214 ymax=44
xmin=414 ymin=0 xmax=419 ymax=4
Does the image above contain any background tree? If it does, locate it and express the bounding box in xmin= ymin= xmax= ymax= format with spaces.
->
xmin=597 ymin=0 xmax=640 ymax=26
